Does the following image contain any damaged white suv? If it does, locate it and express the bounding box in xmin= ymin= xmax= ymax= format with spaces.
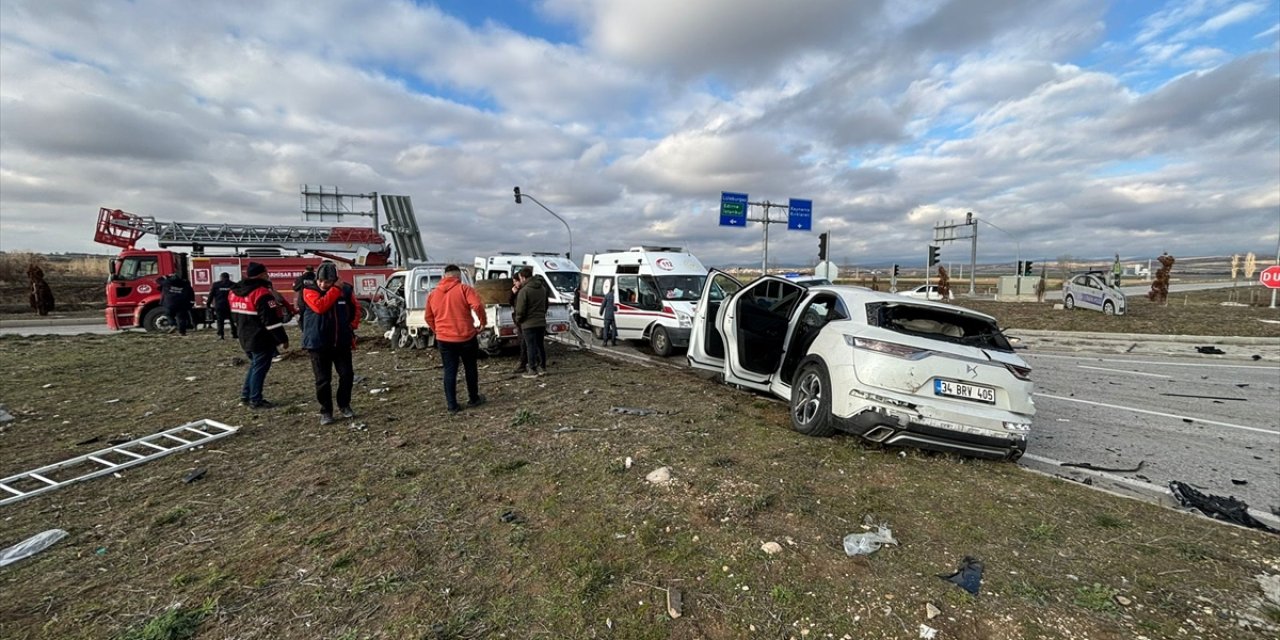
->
xmin=688 ymin=272 xmax=1036 ymax=460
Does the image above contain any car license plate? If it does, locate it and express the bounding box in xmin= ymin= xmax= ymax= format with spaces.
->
xmin=934 ymin=379 xmax=996 ymax=404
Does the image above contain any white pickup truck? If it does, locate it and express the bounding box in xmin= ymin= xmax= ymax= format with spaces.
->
xmin=373 ymin=266 xmax=575 ymax=354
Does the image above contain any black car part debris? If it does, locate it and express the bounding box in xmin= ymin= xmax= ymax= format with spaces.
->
xmin=1159 ymin=393 xmax=1246 ymax=402
xmin=938 ymin=556 xmax=983 ymax=595
xmin=1168 ymin=481 xmax=1278 ymax=534
xmin=1062 ymin=460 xmax=1145 ymax=473
xmin=1195 ymin=346 xmax=1225 ymax=354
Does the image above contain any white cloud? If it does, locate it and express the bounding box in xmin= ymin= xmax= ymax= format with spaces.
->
xmin=0 ymin=0 xmax=1276 ymax=268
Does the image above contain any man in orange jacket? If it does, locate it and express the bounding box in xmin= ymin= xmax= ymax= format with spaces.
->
xmin=424 ymin=265 xmax=488 ymax=414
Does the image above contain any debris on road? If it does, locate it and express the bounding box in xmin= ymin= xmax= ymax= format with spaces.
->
xmin=1169 ymin=481 xmax=1278 ymax=534
xmin=0 ymin=405 xmax=14 ymax=424
xmin=183 ymin=468 xmax=207 ymax=484
xmin=1160 ymin=392 xmax=1246 ymax=401
xmin=938 ymin=556 xmax=984 ymax=595
xmin=1061 ymin=460 xmax=1145 ymax=473
xmin=1231 ymin=479 xmax=1248 ymax=486
xmin=0 ymin=529 xmax=68 ymax=568
xmin=919 ymin=624 xmax=938 ymax=639
xmin=843 ymin=525 xmax=898 ymax=556
xmin=1195 ymin=346 xmax=1226 ymax=355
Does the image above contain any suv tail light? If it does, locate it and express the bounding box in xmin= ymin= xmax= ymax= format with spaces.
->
xmin=1004 ymin=363 xmax=1032 ymax=381
xmin=846 ymin=336 xmax=932 ymax=360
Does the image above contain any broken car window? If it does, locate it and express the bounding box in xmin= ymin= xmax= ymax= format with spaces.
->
xmin=865 ymin=302 xmax=1013 ymax=352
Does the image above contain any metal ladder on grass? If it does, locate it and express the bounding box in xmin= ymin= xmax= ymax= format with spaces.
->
xmin=0 ymin=420 xmax=238 ymax=507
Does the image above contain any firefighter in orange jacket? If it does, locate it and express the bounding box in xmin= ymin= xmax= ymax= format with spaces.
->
xmin=229 ymin=262 xmax=290 ymax=409
xmin=301 ymin=261 xmax=360 ymax=425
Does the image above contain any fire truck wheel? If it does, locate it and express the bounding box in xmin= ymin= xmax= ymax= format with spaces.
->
xmin=143 ymin=307 xmax=173 ymax=333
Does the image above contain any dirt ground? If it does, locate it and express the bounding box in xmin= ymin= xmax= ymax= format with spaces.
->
xmin=1 ymin=330 xmax=1278 ymax=639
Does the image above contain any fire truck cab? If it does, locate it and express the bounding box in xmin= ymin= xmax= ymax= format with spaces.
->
xmin=96 ymin=206 xmax=414 ymax=332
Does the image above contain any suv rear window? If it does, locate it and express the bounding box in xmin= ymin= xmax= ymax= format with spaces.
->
xmin=865 ymin=302 xmax=1013 ymax=352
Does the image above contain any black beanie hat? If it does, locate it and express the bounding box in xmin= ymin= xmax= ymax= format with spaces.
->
xmin=247 ymin=262 xmax=267 ymax=278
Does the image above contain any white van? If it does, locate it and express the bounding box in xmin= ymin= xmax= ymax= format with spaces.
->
xmin=580 ymin=247 xmax=708 ymax=356
xmin=472 ymin=253 xmax=581 ymax=304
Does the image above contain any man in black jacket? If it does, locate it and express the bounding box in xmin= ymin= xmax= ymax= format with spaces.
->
xmin=160 ymin=272 xmax=196 ymax=336
xmin=514 ymin=267 xmax=550 ymax=377
xmin=229 ymin=262 xmax=290 ymax=408
xmin=206 ymin=272 xmax=237 ymax=339
xmin=301 ymin=261 xmax=360 ymax=425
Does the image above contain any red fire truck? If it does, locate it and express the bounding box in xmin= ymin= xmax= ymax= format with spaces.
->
xmin=95 ymin=207 xmax=405 ymax=332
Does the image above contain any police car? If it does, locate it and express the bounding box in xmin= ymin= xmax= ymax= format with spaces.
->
xmin=1062 ymin=271 xmax=1126 ymax=315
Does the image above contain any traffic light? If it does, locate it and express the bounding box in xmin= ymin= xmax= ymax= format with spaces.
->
xmin=893 ymin=264 xmax=900 ymax=277
xmin=1024 ymin=260 xmax=1034 ymax=276
xmin=927 ymin=245 xmax=940 ymax=267
xmin=818 ymin=232 xmax=829 ymax=261
xmin=1016 ymin=260 xmax=1023 ymax=274
xmin=513 ymin=186 xmax=522 ymax=204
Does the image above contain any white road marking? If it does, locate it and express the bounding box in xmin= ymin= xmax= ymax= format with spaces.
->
xmin=1077 ymin=365 xmax=1171 ymax=379
xmin=1034 ymin=393 xmax=1279 ymax=436
xmin=1026 ymin=353 xmax=1279 ymax=370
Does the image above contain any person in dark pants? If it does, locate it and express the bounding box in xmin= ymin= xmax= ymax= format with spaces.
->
xmin=229 ymin=262 xmax=290 ymax=409
xmin=301 ymin=261 xmax=360 ymax=425
xmin=509 ymin=270 xmax=530 ymax=374
xmin=161 ymin=272 xmax=196 ymax=335
xmin=206 ymin=272 xmax=237 ymax=339
xmin=601 ymin=279 xmax=618 ymax=347
xmin=514 ymin=266 xmax=550 ymax=378
xmin=424 ymin=265 xmax=487 ymax=414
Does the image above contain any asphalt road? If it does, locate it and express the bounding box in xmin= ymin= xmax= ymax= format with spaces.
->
xmin=1023 ymin=351 xmax=1280 ymax=512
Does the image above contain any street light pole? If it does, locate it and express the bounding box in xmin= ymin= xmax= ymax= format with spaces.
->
xmin=513 ymin=186 xmax=572 ymax=260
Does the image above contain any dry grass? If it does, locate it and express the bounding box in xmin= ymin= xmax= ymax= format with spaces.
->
xmin=0 ymin=332 xmax=1276 ymax=639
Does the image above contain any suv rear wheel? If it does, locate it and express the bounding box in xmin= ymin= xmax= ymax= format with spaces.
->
xmin=790 ymin=358 xmax=836 ymax=437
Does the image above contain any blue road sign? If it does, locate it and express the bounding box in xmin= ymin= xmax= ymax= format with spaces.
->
xmin=787 ymin=198 xmax=812 ymax=230
xmin=720 ymin=192 xmax=748 ymax=227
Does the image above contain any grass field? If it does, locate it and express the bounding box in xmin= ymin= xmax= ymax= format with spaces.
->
xmin=1 ymin=331 xmax=1277 ymax=639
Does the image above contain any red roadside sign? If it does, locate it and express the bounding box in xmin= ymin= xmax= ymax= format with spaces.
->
xmin=1261 ymin=265 xmax=1280 ymax=289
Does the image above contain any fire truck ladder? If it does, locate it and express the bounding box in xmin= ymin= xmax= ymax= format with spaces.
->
xmin=95 ymin=208 xmax=388 ymax=253
xmin=0 ymin=420 xmax=238 ymax=507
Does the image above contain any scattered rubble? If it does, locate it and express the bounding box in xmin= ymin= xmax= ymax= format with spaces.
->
xmin=1169 ymin=481 xmax=1278 ymax=533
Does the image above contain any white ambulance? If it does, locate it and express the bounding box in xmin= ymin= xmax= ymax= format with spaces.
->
xmin=472 ymin=253 xmax=581 ymax=304
xmin=580 ymin=247 xmax=709 ymax=356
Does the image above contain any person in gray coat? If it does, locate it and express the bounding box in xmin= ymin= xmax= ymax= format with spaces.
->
xmin=513 ymin=266 xmax=549 ymax=377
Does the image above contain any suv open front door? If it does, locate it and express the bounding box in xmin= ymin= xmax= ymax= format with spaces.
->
xmin=688 ymin=270 xmax=742 ymax=372
xmin=721 ymin=275 xmax=806 ymax=391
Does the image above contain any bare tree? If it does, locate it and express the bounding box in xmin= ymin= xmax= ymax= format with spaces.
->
xmin=1147 ymin=253 xmax=1175 ymax=305
xmin=1231 ymin=254 xmax=1240 ymax=281
xmin=1056 ymin=254 xmax=1073 ymax=288
xmin=936 ymin=266 xmax=950 ymax=299
xmin=1035 ymin=264 xmax=1047 ymax=302
xmin=1244 ymin=252 xmax=1258 ymax=279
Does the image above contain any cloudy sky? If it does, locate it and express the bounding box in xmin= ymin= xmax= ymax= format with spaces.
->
xmin=1 ymin=0 xmax=1277 ymax=269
